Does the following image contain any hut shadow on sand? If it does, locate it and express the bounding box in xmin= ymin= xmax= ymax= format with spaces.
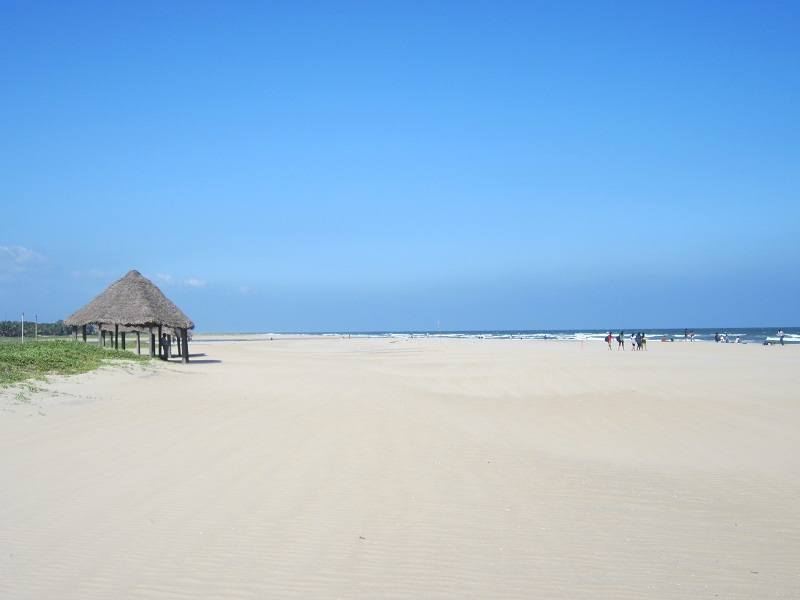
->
xmin=66 ymin=270 xmax=195 ymax=363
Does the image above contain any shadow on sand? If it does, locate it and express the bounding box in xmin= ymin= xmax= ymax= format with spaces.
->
xmin=162 ymin=353 xmax=222 ymax=365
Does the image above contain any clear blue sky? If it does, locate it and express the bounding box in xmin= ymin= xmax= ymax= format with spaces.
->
xmin=1 ymin=1 xmax=798 ymax=331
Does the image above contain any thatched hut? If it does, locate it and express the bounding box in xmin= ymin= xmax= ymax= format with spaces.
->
xmin=65 ymin=270 xmax=194 ymax=362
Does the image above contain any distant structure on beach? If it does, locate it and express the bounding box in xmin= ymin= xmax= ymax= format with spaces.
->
xmin=65 ymin=270 xmax=194 ymax=362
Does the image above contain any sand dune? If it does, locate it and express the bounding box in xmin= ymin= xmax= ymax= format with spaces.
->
xmin=1 ymin=338 xmax=798 ymax=598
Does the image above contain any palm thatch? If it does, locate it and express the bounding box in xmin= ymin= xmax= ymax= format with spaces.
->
xmin=66 ymin=270 xmax=194 ymax=329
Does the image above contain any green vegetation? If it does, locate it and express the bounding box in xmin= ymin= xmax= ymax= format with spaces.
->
xmin=0 ymin=340 xmax=148 ymax=386
xmin=0 ymin=320 xmax=87 ymax=338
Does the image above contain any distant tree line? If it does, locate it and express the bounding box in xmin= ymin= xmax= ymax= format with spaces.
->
xmin=0 ymin=320 xmax=97 ymax=338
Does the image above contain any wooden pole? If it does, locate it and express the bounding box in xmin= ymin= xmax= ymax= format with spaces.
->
xmin=82 ymin=325 xmax=87 ymax=342
xmin=114 ymin=324 xmax=119 ymax=350
xmin=149 ymin=327 xmax=155 ymax=357
xmin=121 ymin=332 xmax=126 ymax=350
xmin=157 ymin=325 xmax=163 ymax=359
xmin=98 ymin=327 xmax=103 ymax=347
xmin=136 ymin=331 xmax=141 ymax=355
xmin=175 ymin=333 xmax=181 ymax=357
xmin=181 ymin=328 xmax=189 ymax=363
xmin=73 ymin=326 xmax=78 ymax=341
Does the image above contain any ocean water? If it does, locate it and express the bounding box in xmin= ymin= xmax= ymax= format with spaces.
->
xmin=306 ymin=328 xmax=799 ymax=344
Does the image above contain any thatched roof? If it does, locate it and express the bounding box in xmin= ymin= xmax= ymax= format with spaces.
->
xmin=66 ymin=270 xmax=194 ymax=329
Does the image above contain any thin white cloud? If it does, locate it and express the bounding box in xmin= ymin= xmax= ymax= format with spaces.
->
xmin=150 ymin=272 xmax=206 ymax=288
xmin=0 ymin=245 xmax=47 ymax=277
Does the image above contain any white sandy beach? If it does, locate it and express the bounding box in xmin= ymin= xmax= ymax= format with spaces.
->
xmin=1 ymin=337 xmax=798 ymax=599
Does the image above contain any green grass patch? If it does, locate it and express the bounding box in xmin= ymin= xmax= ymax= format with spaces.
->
xmin=0 ymin=340 xmax=149 ymax=386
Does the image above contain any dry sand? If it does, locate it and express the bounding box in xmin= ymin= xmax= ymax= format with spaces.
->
xmin=1 ymin=337 xmax=798 ymax=599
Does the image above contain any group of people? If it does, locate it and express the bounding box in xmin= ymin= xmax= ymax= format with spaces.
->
xmin=605 ymin=331 xmax=647 ymax=351
xmin=602 ymin=329 xmax=788 ymax=346
xmin=714 ymin=332 xmax=740 ymax=344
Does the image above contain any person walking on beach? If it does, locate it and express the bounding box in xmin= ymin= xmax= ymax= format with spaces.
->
xmin=640 ymin=332 xmax=647 ymax=351
xmin=630 ymin=331 xmax=637 ymax=350
xmin=606 ymin=332 xmax=614 ymax=350
xmin=778 ymin=329 xmax=785 ymax=346
xmin=617 ymin=331 xmax=625 ymax=350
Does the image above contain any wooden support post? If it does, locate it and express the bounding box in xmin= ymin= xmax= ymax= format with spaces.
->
xmin=157 ymin=325 xmax=163 ymax=360
xmin=136 ymin=331 xmax=141 ymax=355
xmin=181 ymin=328 xmax=189 ymax=363
xmin=175 ymin=333 xmax=181 ymax=357
xmin=114 ymin=324 xmax=119 ymax=350
xmin=121 ymin=332 xmax=126 ymax=350
xmin=101 ymin=330 xmax=105 ymax=347
xmin=149 ymin=327 xmax=155 ymax=357
xmin=82 ymin=325 xmax=87 ymax=342
xmin=73 ymin=326 xmax=78 ymax=341
xmin=98 ymin=328 xmax=103 ymax=347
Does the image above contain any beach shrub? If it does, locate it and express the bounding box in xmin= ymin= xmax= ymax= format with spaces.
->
xmin=0 ymin=340 xmax=148 ymax=386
